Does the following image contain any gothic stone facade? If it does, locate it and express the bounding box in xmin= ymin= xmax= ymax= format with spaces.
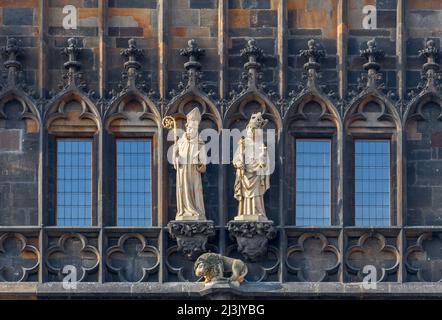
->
xmin=0 ymin=0 xmax=442 ymax=299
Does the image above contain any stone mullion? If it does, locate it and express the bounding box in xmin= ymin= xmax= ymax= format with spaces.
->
xmin=277 ymin=1 xmax=288 ymax=281
xmin=38 ymin=226 xmax=44 ymax=283
xmin=337 ymin=2 xmax=347 ymax=276
xmin=396 ymin=0 xmax=406 ymax=103
xmin=217 ymin=0 xmax=228 ymax=256
xmin=158 ymin=0 xmax=169 ymax=106
xmin=277 ymin=0 xmax=287 ymax=99
xmin=97 ymin=0 xmax=107 ymax=284
xmin=398 ymin=228 xmax=405 ymax=283
xmin=279 ymin=135 xmax=286 ymax=282
xmin=337 ymin=0 xmax=348 ymax=100
xmin=396 ymin=2 xmax=405 ymax=247
xmin=158 ymin=0 xmax=169 ymax=283
xmin=37 ymin=0 xmax=47 ymax=99
xmin=339 ymin=228 xmax=345 ymax=282
xmin=98 ymin=0 xmax=108 ymax=99
xmin=40 ymin=226 xmax=49 ymax=283
xmin=98 ymin=228 xmax=105 ymax=283
xmin=218 ymin=0 xmax=228 ymax=101
xmin=37 ymin=0 xmax=47 ymax=232
xmin=218 ymin=140 xmax=226 ymax=255
xmin=158 ymin=129 xmax=166 ymax=283
xmin=279 ymin=227 xmax=287 ymax=282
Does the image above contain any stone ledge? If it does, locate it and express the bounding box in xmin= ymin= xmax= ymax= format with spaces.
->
xmin=1 ymin=282 xmax=442 ymax=299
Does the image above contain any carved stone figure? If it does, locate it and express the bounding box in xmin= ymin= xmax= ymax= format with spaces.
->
xmin=194 ymin=253 xmax=248 ymax=286
xmin=233 ymin=112 xmax=270 ymax=221
xmin=173 ymin=107 xmax=207 ymax=221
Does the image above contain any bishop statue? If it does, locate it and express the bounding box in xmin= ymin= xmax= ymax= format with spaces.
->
xmin=173 ymin=107 xmax=207 ymax=221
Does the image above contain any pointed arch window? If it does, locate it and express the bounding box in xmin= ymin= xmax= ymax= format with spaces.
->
xmin=116 ymin=138 xmax=153 ymax=226
xmin=295 ymin=139 xmax=331 ymax=226
xmin=354 ymin=139 xmax=391 ymax=226
xmin=56 ymin=139 xmax=93 ymax=226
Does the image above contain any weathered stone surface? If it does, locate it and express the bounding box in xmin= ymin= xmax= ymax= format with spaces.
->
xmin=0 ymin=0 xmax=442 ymax=299
xmin=3 ymin=8 xmax=33 ymax=26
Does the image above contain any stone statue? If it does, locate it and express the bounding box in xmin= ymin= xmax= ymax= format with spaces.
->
xmin=232 ymin=112 xmax=270 ymax=221
xmin=194 ymin=253 xmax=248 ymax=286
xmin=172 ymin=107 xmax=207 ymax=221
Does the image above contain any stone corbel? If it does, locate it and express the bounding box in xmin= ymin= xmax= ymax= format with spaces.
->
xmin=167 ymin=220 xmax=215 ymax=260
xmin=227 ymin=220 xmax=276 ymax=262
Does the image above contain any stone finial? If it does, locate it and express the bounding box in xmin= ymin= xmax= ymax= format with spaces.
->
xmin=299 ymin=39 xmax=325 ymax=88
xmin=360 ymin=39 xmax=384 ymax=88
xmin=240 ymin=38 xmax=264 ymax=89
xmin=180 ymin=39 xmax=205 ymax=87
xmin=1 ymin=38 xmax=23 ymax=87
xmin=419 ymin=39 xmax=440 ymax=90
xmin=61 ymin=38 xmax=82 ymax=87
xmin=120 ymin=38 xmax=143 ymax=88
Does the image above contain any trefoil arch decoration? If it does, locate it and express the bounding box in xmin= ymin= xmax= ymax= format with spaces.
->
xmin=224 ymin=39 xmax=282 ymax=137
xmin=45 ymin=38 xmax=101 ymax=133
xmin=284 ymin=39 xmax=342 ymax=133
xmin=0 ymin=38 xmax=41 ymax=133
xmin=345 ymin=39 xmax=401 ymax=131
xmin=105 ymin=38 xmax=161 ymax=132
xmin=166 ymin=39 xmax=222 ymax=132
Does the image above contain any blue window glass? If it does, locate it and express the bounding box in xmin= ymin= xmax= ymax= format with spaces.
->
xmin=354 ymin=140 xmax=390 ymax=226
xmin=117 ymin=139 xmax=152 ymax=226
xmin=296 ymin=139 xmax=331 ymax=226
xmin=57 ymin=139 xmax=92 ymax=226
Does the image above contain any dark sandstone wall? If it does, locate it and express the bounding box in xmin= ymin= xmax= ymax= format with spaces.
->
xmin=0 ymin=1 xmax=442 ymax=227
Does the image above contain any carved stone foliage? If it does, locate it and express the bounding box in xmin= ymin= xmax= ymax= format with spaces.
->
xmin=226 ymin=243 xmax=279 ymax=282
xmin=53 ymin=37 xmax=94 ymax=98
xmin=108 ymin=39 xmax=157 ymax=107
xmin=0 ymin=233 xmax=40 ymax=282
xmin=408 ymin=40 xmax=442 ymax=100
xmin=225 ymin=39 xmax=282 ymax=135
xmin=0 ymin=39 xmax=40 ymax=132
xmin=227 ymin=221 xmax=276 ymax=262
xmin=0 ymin=38 xmax=34 ymax=96
xmin=406 ymin=232 xmax=442 ymax=282
xmin=106 ymin=233 xmax=160 ymax=282
xmin=166 ymin=40 xmax=221 ymax=132
xmin=286 ymin=233 xmax=340 ymax=282
xmin=167 ymin=221 xmax=215 ymax=260
xmin=345 ymin=39 xmax=400 ymax=120
xmin=46 ymin=233 xmax=99 ymax=282
xmin=345 ymin=232 xmax=399 ymax=282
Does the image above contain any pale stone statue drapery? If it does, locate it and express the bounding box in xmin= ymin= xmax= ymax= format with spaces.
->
xmin=173 ymin=107 xmax=207 ymax=221
xmin=233 ymin=112 xmax=270 ymax=221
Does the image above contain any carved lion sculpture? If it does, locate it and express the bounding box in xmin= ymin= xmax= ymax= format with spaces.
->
xmin=194 ymin=253 xmax=248 ymax=286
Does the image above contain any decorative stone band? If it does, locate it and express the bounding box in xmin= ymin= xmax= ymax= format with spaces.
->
xmin=167 ymin=220 xmax=215 ymax=260
xmin=227 ymin=220 xmax=276 ymax=262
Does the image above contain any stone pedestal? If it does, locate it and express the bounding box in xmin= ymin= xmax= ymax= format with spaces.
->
xmin=234 ymin=214 xmax=269 ymax=222
xmin=227 ymin=220 xmax=276 ymax=262
xmin=167 ymin=220 xmax=215 ymax=260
